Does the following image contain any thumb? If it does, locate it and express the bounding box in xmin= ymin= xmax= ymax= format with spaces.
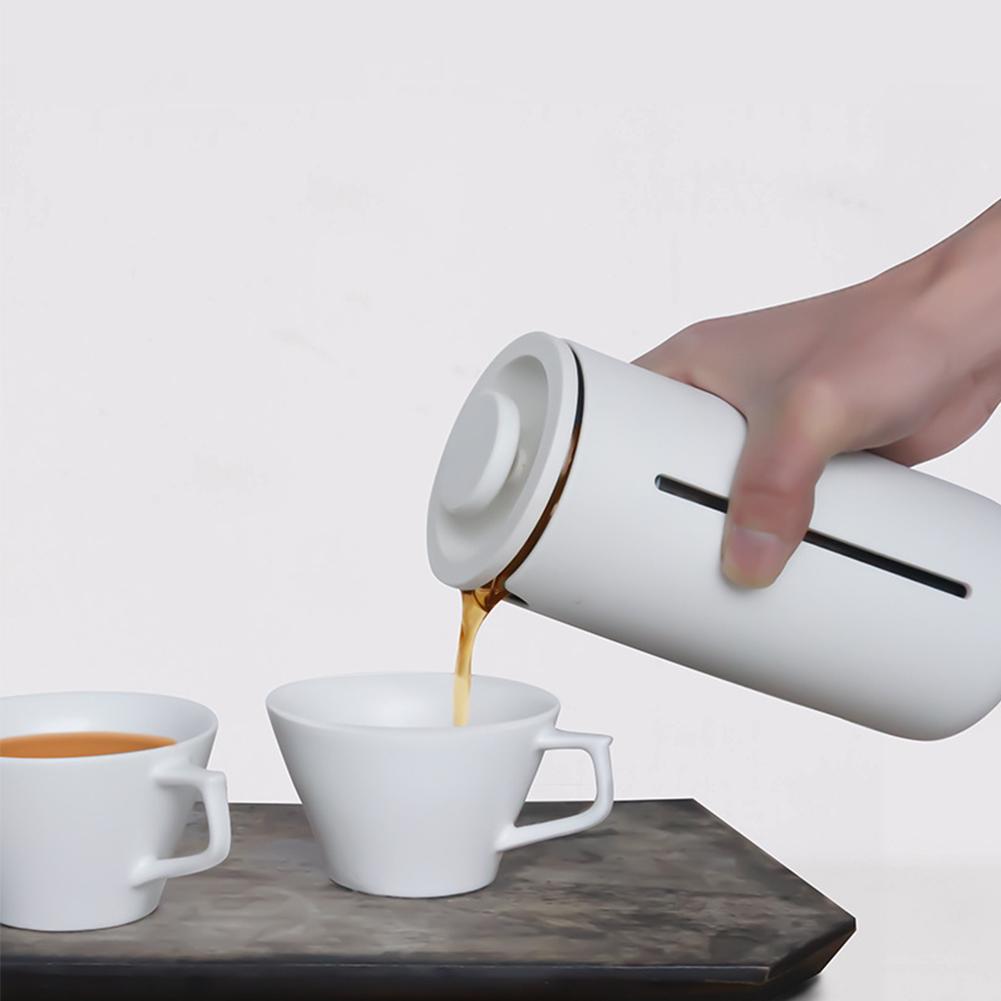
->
xmin=722 ymin=391 xmax=845 ymax=588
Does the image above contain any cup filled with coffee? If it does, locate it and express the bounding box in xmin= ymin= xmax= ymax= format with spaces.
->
xmin=0 ymin=691 xmax=231 ymax=931
xmin=267 ymin=672 xmax=613 ymax=898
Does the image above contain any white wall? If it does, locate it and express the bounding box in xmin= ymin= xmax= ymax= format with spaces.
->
xmin=3 ymin=0 xmax=999 ymax=874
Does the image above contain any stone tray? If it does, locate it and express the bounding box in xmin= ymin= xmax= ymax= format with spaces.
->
xmin=1 ymin=801 xmax=854 ymax=1000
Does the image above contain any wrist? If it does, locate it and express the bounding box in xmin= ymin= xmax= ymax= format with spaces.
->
xmin=909 ymin=203 xmax=1001 ymax=377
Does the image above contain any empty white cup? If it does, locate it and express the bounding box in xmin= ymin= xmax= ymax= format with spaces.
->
xmin=0 ymin=692 xmax=231 ymax=931
xmin=267 ymin=673 xmax=613 ymax=897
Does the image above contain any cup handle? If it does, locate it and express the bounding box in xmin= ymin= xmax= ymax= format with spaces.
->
xmin=496 ymin=728 xmax=613 ymax=852
xmin=131 ymin=762 xmax=232 ymax=886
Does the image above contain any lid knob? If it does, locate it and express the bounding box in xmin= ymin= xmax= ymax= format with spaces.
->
xmin=437 ymin=390 xmax=521 ymax=516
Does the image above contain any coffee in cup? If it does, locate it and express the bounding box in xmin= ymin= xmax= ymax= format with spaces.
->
xmin=0 ymin=691 xmax=232 ymax=931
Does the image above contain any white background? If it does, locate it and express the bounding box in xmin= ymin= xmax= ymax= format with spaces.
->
xmin=3 ymin=3 xmax=1000 ymax=994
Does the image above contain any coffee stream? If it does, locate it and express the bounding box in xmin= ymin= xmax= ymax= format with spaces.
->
xmin=0 ymin=731 xmax=175 ymax=758
xmin=453 ymin=582 xmax=507 ymax=726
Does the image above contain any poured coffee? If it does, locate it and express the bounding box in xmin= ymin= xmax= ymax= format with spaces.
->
xmin=453 ymin=583 xmax=505 ymax=726
xmin=0 ymin=731 xmax=175 ymax=758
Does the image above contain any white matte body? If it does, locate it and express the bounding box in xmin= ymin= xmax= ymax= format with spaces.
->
xmin=430 ymin=335 xmax=1001 ymax=740
xmin=267 ymin=673 xmax=613 ymax=898
xmin=0 ymin=692 xmax=231 ymax=931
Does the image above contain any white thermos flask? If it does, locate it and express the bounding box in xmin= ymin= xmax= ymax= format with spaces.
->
xmin=427 ymin=333 xmax=1001 ymax=739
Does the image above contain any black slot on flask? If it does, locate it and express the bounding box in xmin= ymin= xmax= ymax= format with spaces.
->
xmin=654 ymin=474 xmax=969 ymax=599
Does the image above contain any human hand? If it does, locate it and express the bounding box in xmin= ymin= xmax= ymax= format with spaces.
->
xmin=636 ymin=201 xmax=1001 ymax=588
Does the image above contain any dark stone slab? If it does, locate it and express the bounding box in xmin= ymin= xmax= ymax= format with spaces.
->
xmin=1 ymin=800 xmax=854 ymax=999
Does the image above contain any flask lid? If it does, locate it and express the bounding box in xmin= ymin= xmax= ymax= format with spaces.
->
xmin=427 ymin=332 xmax=580 ymax=590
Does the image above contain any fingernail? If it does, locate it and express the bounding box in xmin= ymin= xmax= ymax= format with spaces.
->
xmin=722 ymin=525 xmax=786 ymax=588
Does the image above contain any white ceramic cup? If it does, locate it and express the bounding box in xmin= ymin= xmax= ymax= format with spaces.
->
xmin=0 ymin=692 xmax=231 ymax=931
xmin=267 ymin=672 xmax=613 ymax=898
